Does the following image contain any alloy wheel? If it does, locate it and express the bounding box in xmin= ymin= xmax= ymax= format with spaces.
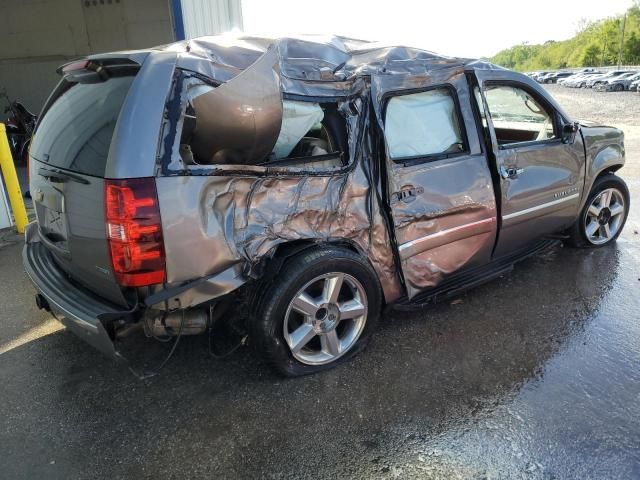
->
xmin=283 ymin=273 xmax=368 ymax=365
xmin=584 ymin=188 xmax=626 ymax=245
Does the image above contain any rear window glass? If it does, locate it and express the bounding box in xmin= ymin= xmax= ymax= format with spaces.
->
xmin=30 ymin=75 xmax=134 ymax=177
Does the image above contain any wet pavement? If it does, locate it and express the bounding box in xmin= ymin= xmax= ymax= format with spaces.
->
xmin=1 ymin=87 xmax=640 ymax=479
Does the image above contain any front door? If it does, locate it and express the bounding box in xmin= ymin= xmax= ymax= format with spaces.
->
xmin=372 ymin=70 xmax=498 ymax=299
xmin=473 ymin=71 xmax=586 ymax=256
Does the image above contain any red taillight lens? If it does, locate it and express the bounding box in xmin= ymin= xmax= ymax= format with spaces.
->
xmin=61 ymin=60 xmax=90 ymax=73
xmin=105 ymin=178 xmax=166 ymax=287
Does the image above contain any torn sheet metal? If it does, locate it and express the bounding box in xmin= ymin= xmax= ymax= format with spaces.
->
xmin=189 ymin=47 xmax=283 ymax=165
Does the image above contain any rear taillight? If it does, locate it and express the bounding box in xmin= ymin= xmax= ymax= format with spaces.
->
xmin=105 ymin=178 xmax=166 ymax=287
xmin=61 ymin=60 xmax=90 ymax=73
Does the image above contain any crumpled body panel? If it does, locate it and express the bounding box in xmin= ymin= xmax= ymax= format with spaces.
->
xmin=389 ymin=157 xmax=497 ymax=298
xmin=369 ymin=68 xmax=498 ymax=299
xmin=189 ymin=48 xmax=283 ymax=165
xmin=156 ymin=162 xmax=403 ymax=304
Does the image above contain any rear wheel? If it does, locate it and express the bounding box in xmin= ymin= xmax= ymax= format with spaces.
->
xmin=568 ymin=174 xmax=629 ymax=247
xmin=250 ymin=247 xmax=382 ymax=376
xmin=614 ymin=84 xmax=624 ymax=92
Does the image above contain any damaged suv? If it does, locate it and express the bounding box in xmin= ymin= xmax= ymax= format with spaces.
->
xmin=24 ymin=35 xmax=629 ymax=376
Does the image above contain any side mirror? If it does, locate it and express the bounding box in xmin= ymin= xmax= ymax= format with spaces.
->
xmin=562 ymin=122 xmax=579 ymax=144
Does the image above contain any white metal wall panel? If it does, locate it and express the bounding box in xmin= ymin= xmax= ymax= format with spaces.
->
xmin=181 ymin=0 xmax=244 ymax=38
xmin=0 ymin=176 xmax=13 ymax=230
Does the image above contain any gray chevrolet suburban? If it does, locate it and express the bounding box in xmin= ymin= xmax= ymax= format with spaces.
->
xmin=24 ymin=35 xmax=629 ymax=376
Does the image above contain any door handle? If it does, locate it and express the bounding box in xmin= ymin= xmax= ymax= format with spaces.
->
xmin=500 ymin=166 xmax=524 ymax=179
xmin=391 ymin=186 xmax=424 ymax=204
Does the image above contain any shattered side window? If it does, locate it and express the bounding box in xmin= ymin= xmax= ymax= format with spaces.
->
xmin=384 ymin=88 xmax=465 ymax=161
xmin=178 ymin=76 xmax=346 ymax=169
xmin=268 ymin=101 xmax=347 ymax=168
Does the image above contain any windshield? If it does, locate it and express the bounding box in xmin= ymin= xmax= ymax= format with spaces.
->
xmin=30 ymin=75 xmax=135 ymax=177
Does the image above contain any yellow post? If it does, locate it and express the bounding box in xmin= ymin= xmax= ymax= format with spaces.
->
xmin=0 ymin=123 xmax=28 ymax=233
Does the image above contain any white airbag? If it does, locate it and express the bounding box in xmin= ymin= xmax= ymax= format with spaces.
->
xmin=385 ymin=90 xmax=461 ymax=159
xmin=273 ymin=101 xmax=324 ymax=159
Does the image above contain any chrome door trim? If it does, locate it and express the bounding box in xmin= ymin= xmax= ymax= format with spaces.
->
xmin=398 ymin=217 xmax=496 ymax=260
xmin=502 ymin=193 xmax=580 ymax=221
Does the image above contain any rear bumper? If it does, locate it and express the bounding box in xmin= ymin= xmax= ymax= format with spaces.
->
xmin=22 ymin=228 xmax=131 ymax=360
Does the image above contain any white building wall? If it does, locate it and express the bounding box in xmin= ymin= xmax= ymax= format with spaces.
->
xmin=0 ymin=176 xmax=12 ymax=229
xmin=181 ymin=0 xmax=243 ymax=38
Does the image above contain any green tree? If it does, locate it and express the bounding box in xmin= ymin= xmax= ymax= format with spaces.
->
xmin=582 ymin=44 xmax=601 ymax=66
xmin=624 ymin=32 xmax=640 ymax=64
xmin=489 ymin=3 xmax=640 ymax=71
xmin=598 ymin=19 xmax=620 ymax=65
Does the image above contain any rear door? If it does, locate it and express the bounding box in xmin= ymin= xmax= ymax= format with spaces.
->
xmin=30 ymin=67 xmax=138 ymax=306
xmin=372 ymin=70 xmax=498 ymax=299
xmin=472 ymin=70 xmax=585 ymax=257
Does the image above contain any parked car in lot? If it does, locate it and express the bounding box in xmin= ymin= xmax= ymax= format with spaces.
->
xmin=539 ymin=71 xmax=574 ymax=84
xmin=557 ymin=73 xmax=581 ymax=86
xmin=586 ymin=70 xmax=635 ymax=88
xmin=557 ymin=73 xmax=579 ymax=86
xmin=531 ymin=71 xmax=551 ymax=82
xmin=23 ymin=35 xmax=630 ymax=376
xmin=562 ymin=71 xmax=604 ymax=88
xmin=596 ymin=72 xmax=640 ymax=91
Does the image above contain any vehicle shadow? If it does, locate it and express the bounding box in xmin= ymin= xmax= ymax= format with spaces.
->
xmin=0 ymin=244 xmax=621 ymax=479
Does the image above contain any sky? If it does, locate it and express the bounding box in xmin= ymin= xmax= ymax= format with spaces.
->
xmin=241 ymin=0 xmax=633 ymax=58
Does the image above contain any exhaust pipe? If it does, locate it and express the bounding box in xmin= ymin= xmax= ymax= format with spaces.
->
xmin=145 ymin=309 xmax=209 ymax=337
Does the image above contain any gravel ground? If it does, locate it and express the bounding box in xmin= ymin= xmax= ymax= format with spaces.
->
xmin=0 ymin=85 xmax=639 ymax=479
xmin=546 ymin=84 xmax=640 ymax=125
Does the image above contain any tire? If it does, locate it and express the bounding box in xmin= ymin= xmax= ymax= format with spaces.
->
xmin=568 ymin=174 xmax=630 ymax=248
xmin=614 ymin=84 xmax=624 ymax=92
xmin=250 ymin=246 xmax=382 ymax=376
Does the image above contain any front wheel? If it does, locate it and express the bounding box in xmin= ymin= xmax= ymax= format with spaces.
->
xmin=568 ymin=174 xmax=630 ymax=247
xmin=250 ymin=247 xmax=382 ymax=376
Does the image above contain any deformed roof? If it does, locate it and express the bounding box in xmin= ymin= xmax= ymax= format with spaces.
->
xmin=162 ymin=34 xmax=474 ymax=87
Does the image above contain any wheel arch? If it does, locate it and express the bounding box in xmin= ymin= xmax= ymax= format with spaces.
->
xmin=581 ymin=125 xmax=625 ymax=210
xmin=258 ymin=238 xmax=372 ymax=280
xmin=580 ymin=165 xmax=624 ymax=213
